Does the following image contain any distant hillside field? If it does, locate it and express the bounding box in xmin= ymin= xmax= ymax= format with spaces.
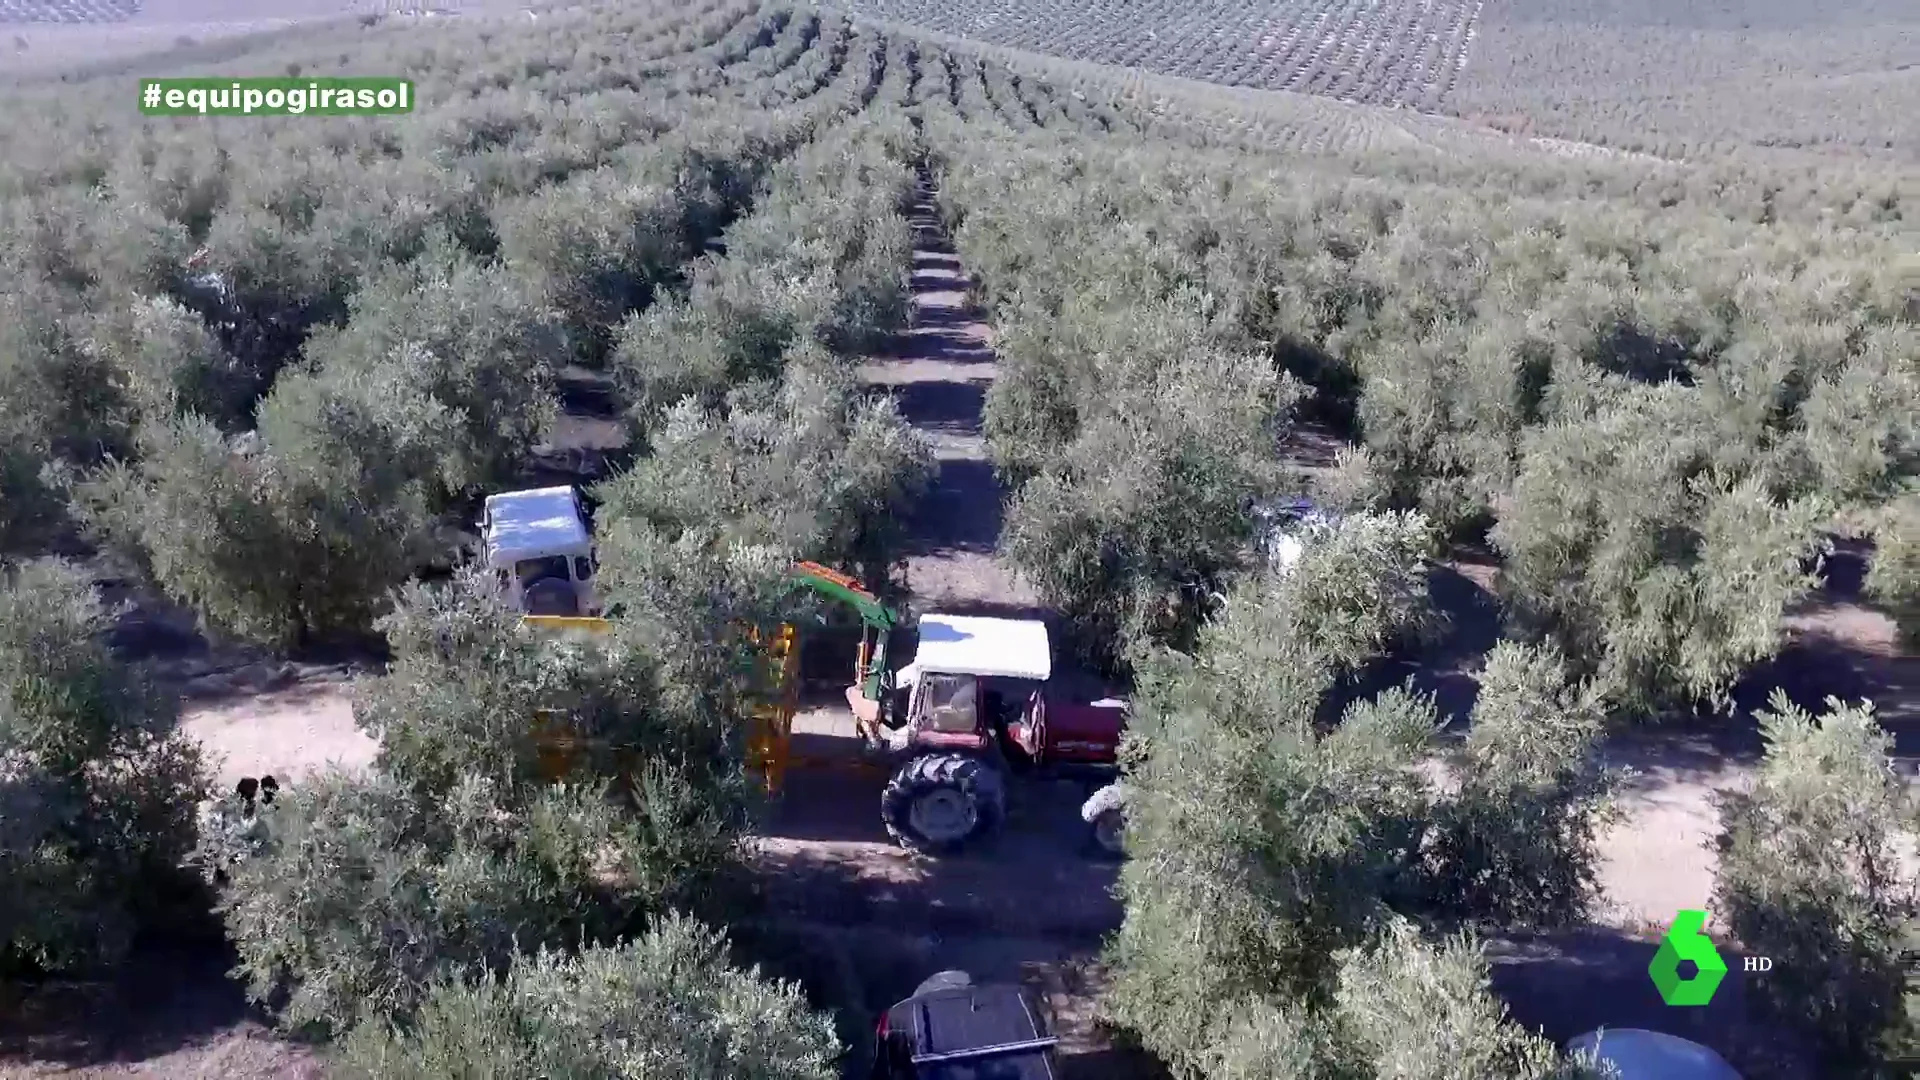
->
xmin=1453 ymin=0 xmax=1920 ymax=160
xmin=840 ymin=0 xmax=1485 ymax=109
xmin=840 ymin=0 xmax=1920 ymax=160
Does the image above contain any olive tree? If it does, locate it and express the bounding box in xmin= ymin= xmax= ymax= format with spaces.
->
xmin=204 ymin=557 xmax=775 ymax=1036
xmin=598 ymin=350 xmax=932 ymax=591
xmin=1105 ymin=512 xmax=1612 ymax=1078
xmin=81 ymin=294 xmax=254 ymax=431
xmin=1865 ymin=494 xmax=1919 ymax=649
xmin=1492 ymin=385 xmax=1831 ymax=714
xmin=999 ymin=295 xmax=1302 ymax=658
xmin=0 ymin=426 xmax=65 ymax=561
xmin=332 ymin=915 xmax=839 ymax=1080
xmin=298 ymin=238 xmax=564 ymax=502
xmin=1 ymin=559 xmax=208 ymax=976
xmin=1322 ymin=920 xmax=1593 ymax=1080
xmin=79 ymin=373 xmax=445 ymax=649
xmin=208 ymin=769 xmax=724 ymax=1038
xmin=1712 ymin=693 xmax=1918 ymax=1075
xmin=1414 ymin=641 xmax=1615 ymax=927
xmin=1102 ymin=511 xmax=1443 ymax=1069
xmin=494 ymin=165 xmax=693 ymax=363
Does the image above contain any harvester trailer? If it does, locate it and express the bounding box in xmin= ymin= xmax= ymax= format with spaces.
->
xmin=523 ymin=560 xmax=1129 ymax=856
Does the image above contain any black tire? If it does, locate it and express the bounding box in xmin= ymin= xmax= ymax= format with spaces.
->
xmin=880 ymin=753 xmax=1005 ymax=855
xmin=911 ymin=969 xmax=974 ymax=997
xmin=1088 ymin=809 xmax=1125 ymax=860
xmin=523 ymin=577 xmax=579 ymax=616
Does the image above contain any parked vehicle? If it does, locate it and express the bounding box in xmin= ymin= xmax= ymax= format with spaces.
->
xmin=873 ymin=612 xmax=1127 ymax=853
xmin=1565 ymin=1029 xmax=1742 ymax=1079
xmin=870 ymin=970 xmax=1059 ymax=1080
xmin=480 ymin=485 xmax=600 ymax=616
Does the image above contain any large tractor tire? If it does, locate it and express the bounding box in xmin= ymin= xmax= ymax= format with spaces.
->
xmin=881 ymin=753 xmax=1005 ymax=855
xmin=1081 ymin=781 xmax=1127 ymax=860
xmin=523 ymin=577 xmax=580 ymax=616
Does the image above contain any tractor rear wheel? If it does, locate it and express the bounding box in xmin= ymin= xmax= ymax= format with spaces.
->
xmin=881 ymin=753 xmax=1004 ymax=855
xmin=1089 ymin=808 xmax=1125 ymax=859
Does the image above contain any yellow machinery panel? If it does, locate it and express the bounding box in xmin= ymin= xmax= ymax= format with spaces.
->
xmin=522 ymin=614 xmax=616 ymax=634
xmin=521 ymin=614 xmax=797 ymax=795
xmin=743 ymin=622 xmax=801 ymax=796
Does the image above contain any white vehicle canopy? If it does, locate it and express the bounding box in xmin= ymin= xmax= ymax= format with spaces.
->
xmin=482 ymin=486 xmax=591 ymax=568
xmin=902 ymin=614 xmax=1053 ymax=684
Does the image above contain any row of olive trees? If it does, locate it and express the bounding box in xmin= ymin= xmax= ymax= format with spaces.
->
xmin=35 ymin=78 xmax=888 ymax=649
xmin=924 ymin=115 xmax=1308 ymax=662
xmin=194 ymin=549 xmax=788 ymax=1035
xmin=0 ymin=0 xmax=879 ymax=559
xmin=603 ymin=109 xmax=931 ymax=592
xmin=0 ymin=546 xmax=841 ymax=1074
xmin=1092 ymin=501 xmax=1919 ymax=1078
xmin=6 ymin=10 xmax=925 ymax=1079
xmin=172 ymin=18 xmax=931 ymax=1076
xmin=176 ymin=35 xmax=933 ymax=1080
xmin=911 ymin=53 xmax=1920 ymax=1078
xmin=1102 ymin=511 xmax=1615 ymax=1079
xmin=930 ymin=111 xmax=1917 ymax=710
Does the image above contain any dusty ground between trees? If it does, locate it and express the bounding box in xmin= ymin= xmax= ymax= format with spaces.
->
xmin=856 ymin=180 xmax=1038 ymax=617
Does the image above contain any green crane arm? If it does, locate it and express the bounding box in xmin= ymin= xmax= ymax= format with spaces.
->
xmin=784 ymin=561 xmax=900 ymax=701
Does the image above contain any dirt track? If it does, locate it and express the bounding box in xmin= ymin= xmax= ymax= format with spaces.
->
xmin=857 ymin=178 xmax=1038 ymax=616
xmin=767 ymin=179 xmax=1151 ymax=1075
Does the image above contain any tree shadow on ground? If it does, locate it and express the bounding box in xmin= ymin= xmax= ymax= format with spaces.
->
xmin=881 ymin=377 xmax=988 ymax=436
xmin=895 ymin=324 xmax=996 ymax=363
xmin=1325 ymin=540 xmax=1918 ymax=785
xmin=902 ymin=457 xmax=1004 ymax=556
xmin=750 ymin=758 xmax=1121 ymax=945
xmin=1319 ymin=556 xmax=1504 ymax=731
xmin=0 ymin=933 xmax=304 ymax=1073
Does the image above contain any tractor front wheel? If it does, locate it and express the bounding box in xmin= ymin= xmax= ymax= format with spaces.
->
xmin=1088 ymin=808 xmax=1125 ymax=859
xmin=881 ymin=753 xmax=1005 ymax=855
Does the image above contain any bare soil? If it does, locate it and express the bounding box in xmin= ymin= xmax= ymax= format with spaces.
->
xmin=0 ymin=943 xmax=323 ymax=1080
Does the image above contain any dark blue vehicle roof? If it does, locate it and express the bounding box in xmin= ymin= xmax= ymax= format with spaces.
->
xmin=880 ymin=984 xmax=1057 ymax=1080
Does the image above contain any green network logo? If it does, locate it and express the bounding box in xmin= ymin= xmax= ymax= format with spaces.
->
xmin=1649 ymin=909 xmax=1728 ymax=1006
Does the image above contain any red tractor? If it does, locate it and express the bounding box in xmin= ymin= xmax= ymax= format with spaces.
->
xmin=855 ymin=612 xmax=1129 ymax=855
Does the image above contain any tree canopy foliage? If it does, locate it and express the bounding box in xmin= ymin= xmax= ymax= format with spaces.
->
xmin=930 ymin=97 xmax=1914 ymax=709
xmin=333 ymin=915 xmax=839 ymax=1080
xmin=1103 ymin=513 xmax=1614 ymax=1078
xmin=1713 ymin=693 xmax=1919 ymax=1075
xmin=0 ymin=559 xmax=208 ymax=977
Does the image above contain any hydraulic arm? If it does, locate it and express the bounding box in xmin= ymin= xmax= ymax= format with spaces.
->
xmin=783 ymin=560 xmax=901 ymax=701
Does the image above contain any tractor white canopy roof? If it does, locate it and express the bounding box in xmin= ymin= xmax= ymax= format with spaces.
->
xmin=909 ymin=614 xmax=1052 ymax=682
xmin=482 ymin=486 xmax=591 ymax=567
